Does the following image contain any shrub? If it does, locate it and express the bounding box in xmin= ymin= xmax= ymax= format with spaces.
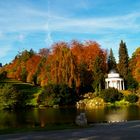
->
xmin=0 ymin=84 xmax=31 ymax=109
xmin=0 ymin=71 xmax=7 ymax=80
xmin=38 ymin=84 xmax=77 ymax=106
xmin=125 ymin=94 xmax=138 ymax=103
xmin=0 ymin=84 xmax=17 ymax=109
xmin=100 ymin=88 xmax=123 ymax=103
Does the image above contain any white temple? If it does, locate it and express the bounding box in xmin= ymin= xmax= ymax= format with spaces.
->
xmin=105 ymin=70 xmax=125 ymax=90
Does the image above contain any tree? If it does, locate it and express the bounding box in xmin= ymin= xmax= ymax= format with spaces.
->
xmin=20 ymin=67 xmax=28 ymax=82
xmin=47 ymin=42 xmax=78 ymax=89
xmin=71 ymin=40 xmax=107 ymax=94
xmin=26 ymin=55 xmax=41 ymax=84
xmin=92 ymin=52 xmax=106 ymax=93
xmin=38 ymin=48 xmax=50 ymax=57
xmin=0 ymin=84 xmax=31 ymax=109
xmin=118 ymin=40 xmax=129 ymax=83
xmin=38 ymin=84 xmax=77 ymax=106
xmin=126 ymin=72 xmax=138 ymax=91
xmin=129 ymin=47 xmax=140 ymax=83
xmin=0 ymin=71 xmax=7 ymax=80
xmin=107 ymin=48 xmax=117 ymax=72
xmin=2 ymin=40 xmax=107 ymax=94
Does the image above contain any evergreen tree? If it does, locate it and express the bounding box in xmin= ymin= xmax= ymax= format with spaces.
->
xmin=107 ymin=48 xmax=117 ymax=72
xmin=118 ymin=40 xmax=129 ymax=82
xmin=92 ymin=55 xmax=105 ymax=93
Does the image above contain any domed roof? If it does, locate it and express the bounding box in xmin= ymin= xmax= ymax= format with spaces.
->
xmin=108 ymin=69 xmax=120 ymax=78
xmin=109 ymin=69 xmax=117 ymax=74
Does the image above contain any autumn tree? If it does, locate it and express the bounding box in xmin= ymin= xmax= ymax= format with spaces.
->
xmin=129 ymin=48 xmax=140 ymax=89
xmin=3 ymin=49 xmax=37 ymax=82
xmin=20 ymin=67 xmax=28 ymax=82
xmin=71 ymin=40 xmax=90 ymax=93
xmin=47 ymin=42 xmax=78 ymax=90
xmin=2 ymin=40 xmax=107 ymax=94
xmin=71 ymin=40 xmax=84 ymax=64
xmin=26 ymin=55 xmax=41 ymax=85
xmin=107 ymin=48 xmax=117 ymax=72
xmin=39 ymin=48 xmax=50 ymax=58
xmin=71 ymin=40 xmax=107 ymax=93
xmin=129 ymin=48 xmax=140 ymax=82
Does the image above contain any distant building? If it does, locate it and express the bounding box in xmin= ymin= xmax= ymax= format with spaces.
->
xmin=105 ymin=69 xmax=125 ymax=90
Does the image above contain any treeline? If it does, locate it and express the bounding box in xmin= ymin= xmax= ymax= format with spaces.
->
xmin=2 ymin=40 xmax=107 ymax=94
xmin=1 ymin=40 xmax=140 ymax=94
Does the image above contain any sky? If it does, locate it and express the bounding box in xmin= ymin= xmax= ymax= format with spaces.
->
xmin=0 ymin=0 xmax=140 ymax=65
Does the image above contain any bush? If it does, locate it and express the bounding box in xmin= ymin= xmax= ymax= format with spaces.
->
xmin=0 ymin=71 xmax=7 ymax=80
xmin=100 ymin=88 xmax=123 ymax=103
xmin=0 ymin=84 xmax=31 ymax=109
xmin=125 ymin=94 xmax=138 ymax=103
xmin=38 ymin=84 xmax=77 ymax=106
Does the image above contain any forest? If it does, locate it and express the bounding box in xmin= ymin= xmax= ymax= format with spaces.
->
xmin=0 ymin=40 xmax=140 ymax=108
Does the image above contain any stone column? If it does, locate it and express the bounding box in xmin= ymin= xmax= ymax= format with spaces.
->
xmin=119 ymin=80 xmax=122 ymax=90
xmin=120 ymin=80 xmax=122 ymax=90
xmin=106 ymin=81 xmax=108 ymax=89
xmin=117 ymin=81 xmax=119 ymax=90
xmin=117 ymin=80 xmax=119 ymax=90
xmin=123 ymin=80 xmax=125 ymax=90
xmin=107 ymin=81 xmax=109 ymax=89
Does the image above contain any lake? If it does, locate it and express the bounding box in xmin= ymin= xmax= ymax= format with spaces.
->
xmin=0 ymin=105 xmax=140 ymax=129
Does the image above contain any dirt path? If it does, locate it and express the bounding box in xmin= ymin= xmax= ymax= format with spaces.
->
xmin=0 ymin=121 xmax=140 ymax=140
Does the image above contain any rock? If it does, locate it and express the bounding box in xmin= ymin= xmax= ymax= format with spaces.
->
xmin=53 ymin=105 xmax=59 ymax=108
xmin=75 ymin=113 xmax=87 ymax=126
xmin=76 ymin=100 xmax=86 ymax=109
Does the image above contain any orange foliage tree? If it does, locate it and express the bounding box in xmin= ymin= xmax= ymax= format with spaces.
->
xmin=129 ymin=47 xmax=140 ymax=83
xmin=46 ymin=42 xmax=78 ymax=89
xmin=3 ymin=40 xmax=107 ymax=93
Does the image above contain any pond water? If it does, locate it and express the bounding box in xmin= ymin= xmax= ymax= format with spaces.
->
xmin=0 ymin=105 xmax=140 ymax=129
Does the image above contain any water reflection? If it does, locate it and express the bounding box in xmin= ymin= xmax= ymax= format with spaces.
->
xmin=37 ymin=108 xmax=77 ymax=127
xmin=0 ymin=105 xmax=140 ymax=129
xmin=105 ymin=107 xmax=127 ymax=122
xmin=126 ymin=105 xmax=140 ymax=120
xmin=85 ymin=108 xmax=105 ymax=123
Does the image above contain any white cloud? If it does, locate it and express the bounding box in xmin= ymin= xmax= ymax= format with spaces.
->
xmin=0 ymin=0 xmax=138 ymax=34
xmin=48 ymin=12 xmax=140 ymax=34
xmin=18 ymin=34 xmax=25 ymax=42
xmin=45 ymin=31 xmax=53 ymax=47
xmin=0 ymin=1 xmax=139 ymax=36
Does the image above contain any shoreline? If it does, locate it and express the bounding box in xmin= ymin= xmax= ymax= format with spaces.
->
xmin=0 ymin=120 xmax=140 ymax=140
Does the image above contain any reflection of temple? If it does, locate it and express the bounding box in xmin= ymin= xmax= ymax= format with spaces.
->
xmin=105 ymin=70 xmax=125 ymax=90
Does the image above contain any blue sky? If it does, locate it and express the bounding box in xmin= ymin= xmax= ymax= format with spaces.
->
xmin=0 ymin=0 xmax=140 ymax=64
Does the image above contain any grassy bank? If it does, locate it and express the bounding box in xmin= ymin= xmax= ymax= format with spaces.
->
xmin=0 ymin=123 xmax=82 ymax=135
xmin=0 ymin=78 xmax=41 ymax=107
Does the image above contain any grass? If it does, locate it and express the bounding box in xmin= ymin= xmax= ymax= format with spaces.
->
xmin=0 ymin=78 xmax=41 ymax=106
xmin=0 ymin=123 xmax=84 ymax=135
xmin=115 ymin=99 xmax=130 ymax=106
